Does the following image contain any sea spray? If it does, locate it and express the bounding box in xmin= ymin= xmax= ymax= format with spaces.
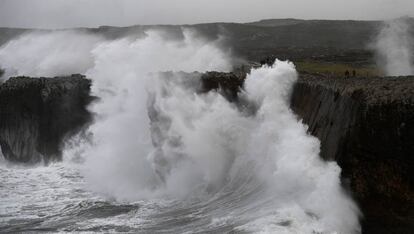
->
xmin=0 ymin=31 xmax=102 ymax=80
xmin=82 ymin=29 xmax=232 ymax=199
xmin=0 ymin=29 xmax=361 ymax=233
xmin=373 ymin=18 xmax=414 ymax=76
xmin=241 ymin=61 xmax=360 ymax=233
xmin=83 ymin=49 xmax=361 ymax=232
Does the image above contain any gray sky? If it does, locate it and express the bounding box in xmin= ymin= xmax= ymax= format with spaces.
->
xmin=0 ymin=0 xmax=413 ymax=29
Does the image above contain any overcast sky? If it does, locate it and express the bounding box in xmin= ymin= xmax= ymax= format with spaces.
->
xmin=0 ymin=0 xmax=413 ymax=29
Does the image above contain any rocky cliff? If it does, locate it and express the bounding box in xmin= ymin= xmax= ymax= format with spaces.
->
xmin=291 ymin=75 xmax=414 ymax=234
xmin=1 ymin=71 xmax=412 ymax=233
xmin=0 ymin=74 xmax=93 ymax=163
xmin=200 ymin=71 xmax=414 ymax=233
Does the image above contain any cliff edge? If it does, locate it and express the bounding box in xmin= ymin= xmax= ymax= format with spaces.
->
xmin=0 ymin=74 xmax=93 ymax=163
xmin=291 ymin=75 xmax=414 ymax=234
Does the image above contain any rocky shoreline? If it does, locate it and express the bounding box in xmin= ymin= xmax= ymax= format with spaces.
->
xmin=0 ymin=72 xmax=413 ymax=233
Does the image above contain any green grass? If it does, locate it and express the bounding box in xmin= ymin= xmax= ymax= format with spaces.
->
xmin=294 ymin=61 xmax=383 ymax=77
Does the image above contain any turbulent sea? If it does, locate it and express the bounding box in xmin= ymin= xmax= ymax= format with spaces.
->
xmin=0 ymin=29 xmax=361 ymax=233
xmin=1 ymin=162 xmax=253 ymax=233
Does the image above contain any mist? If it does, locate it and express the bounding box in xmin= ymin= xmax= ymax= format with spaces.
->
xmin=373 ymin=18 xmax=414 ymax=76
xmin=0 ymin=29 xmax=361 ymax=233
xmin=0 ymin=31 xmax=103 ymax=80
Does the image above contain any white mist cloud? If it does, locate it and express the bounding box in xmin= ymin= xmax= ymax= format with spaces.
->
xmin=0 ymin=31 xmax=103 ymax=80
xmin=82 ymin=29 xmax=232 ymax=199
xmin=373 ymin=18 xmax=414 ymax=76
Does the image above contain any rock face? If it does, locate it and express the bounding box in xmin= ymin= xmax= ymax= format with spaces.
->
xmin=185 ymin=71 xmax=414 ymax=233
xmin=200 ymin=71 xmax=245 ymax=101
xmin=1 ymin=70 xmax=412 ymax=233
xmin=0 ymin=74 xmax=93 ymax=163
xmin=290 ymin=75 xmax=414 ymax=234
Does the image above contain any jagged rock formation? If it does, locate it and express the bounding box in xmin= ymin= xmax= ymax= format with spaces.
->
xmin=0 ymin=74 xmax=93 ymax=163
xmin=290 ymin=75 xmax=414 ymax=234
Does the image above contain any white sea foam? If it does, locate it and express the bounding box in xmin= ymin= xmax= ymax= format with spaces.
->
xmin=0 ymin=29 xmax=360 ymax=233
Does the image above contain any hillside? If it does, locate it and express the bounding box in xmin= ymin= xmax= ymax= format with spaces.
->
xmin=0 ymin=19 xmax=392 ymax=63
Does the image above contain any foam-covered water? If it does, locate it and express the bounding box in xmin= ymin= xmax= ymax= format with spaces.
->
xmin=0 ymin=29 xmax=360 ymax=233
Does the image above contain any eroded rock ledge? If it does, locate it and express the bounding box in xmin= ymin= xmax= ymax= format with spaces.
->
xmin=0 ymin=74 xmax=93 ymax=163
xmin=290 ymin=74 xmax=414 ymax=234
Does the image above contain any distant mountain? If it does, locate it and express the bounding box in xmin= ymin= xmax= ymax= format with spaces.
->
xmin=245 ymin=18 xmax=305 ymax=27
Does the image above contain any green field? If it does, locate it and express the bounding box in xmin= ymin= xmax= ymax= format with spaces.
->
xmin=295 ymin=61 xmax=383 ymax=77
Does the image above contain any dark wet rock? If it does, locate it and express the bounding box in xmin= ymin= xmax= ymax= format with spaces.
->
xmin=290 ymin=75 xmax=414 ymax=234
xmin=0 ymin=74 xmax=94 ymax=163
xmin=200 ymin=71 xmax=245 ymax=101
